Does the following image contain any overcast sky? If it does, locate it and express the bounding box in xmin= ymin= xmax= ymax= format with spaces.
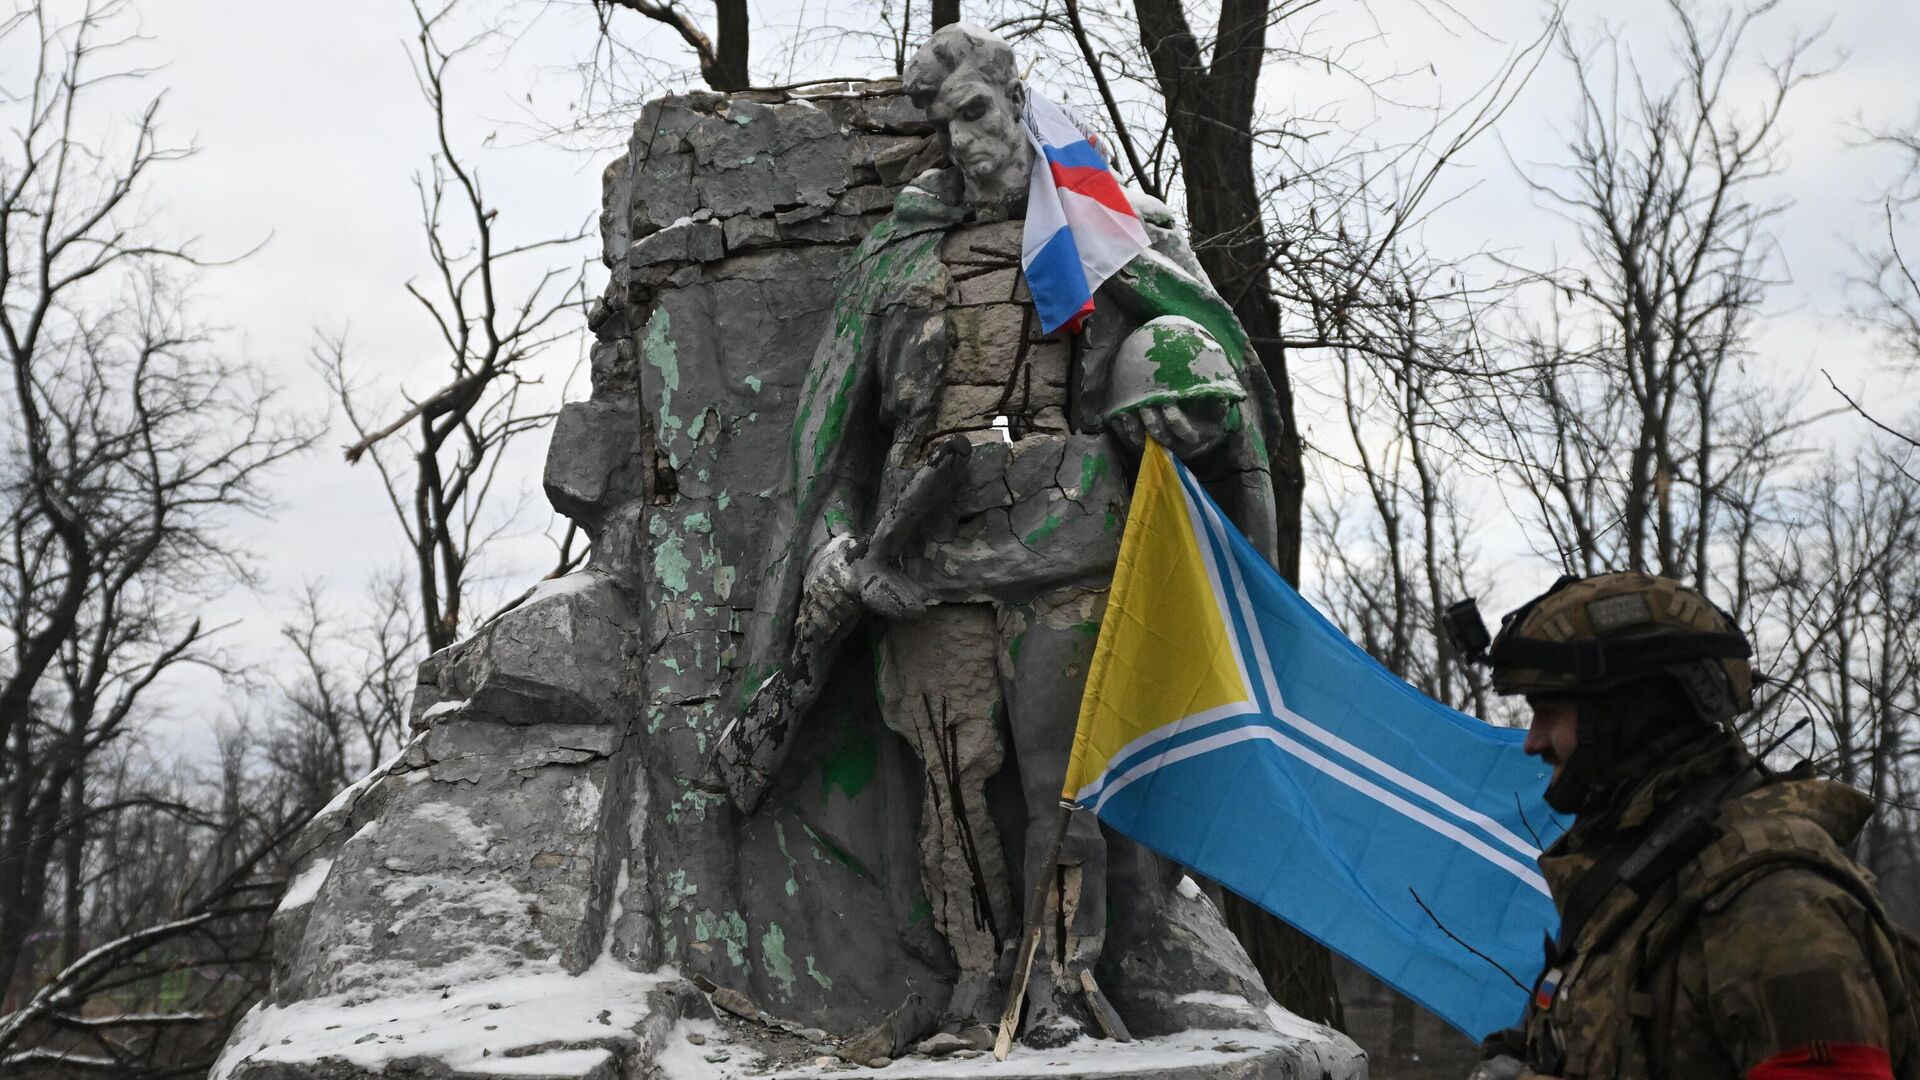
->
xmin=33 ymin=0 xmax=1919 ymax=761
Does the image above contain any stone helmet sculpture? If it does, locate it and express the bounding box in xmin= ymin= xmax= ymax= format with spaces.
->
xmin=1098 ymin=316 xmax=1248 ymax=426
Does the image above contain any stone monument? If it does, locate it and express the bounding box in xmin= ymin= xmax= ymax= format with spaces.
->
xmin=212 ymin=26 xmax=1364 ymax=1080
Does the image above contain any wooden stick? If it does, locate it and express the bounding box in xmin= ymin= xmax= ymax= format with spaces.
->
xmin=993 ymin=800 xmax=1077 ymax=1061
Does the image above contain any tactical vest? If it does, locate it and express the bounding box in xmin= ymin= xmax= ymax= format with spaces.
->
xmin=1523 ymin=786 xmax=1918 ymax=1080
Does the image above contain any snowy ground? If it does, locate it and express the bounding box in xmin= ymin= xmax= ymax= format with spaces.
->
xmin=210 ymin=957 xmax=673 ymax=1079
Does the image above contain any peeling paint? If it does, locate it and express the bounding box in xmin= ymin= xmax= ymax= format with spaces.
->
xmin=693 ymin=909 xmax=750 ymax=969
xmin=761 ymin=923 xmax=797 ymax=997
xmin=805 ymin=955 xmax=833 ymax=990
xmin=642 ymin=308 xmax=682 ymax=439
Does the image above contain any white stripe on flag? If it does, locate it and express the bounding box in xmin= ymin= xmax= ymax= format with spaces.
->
xmin=1071 ymin=701 xmax=1261 ymax=806
xmin=1180 ymin=466 xmax=1543 ymax=862
xmin=1087 ymin=722 xmax=1553 ymax=898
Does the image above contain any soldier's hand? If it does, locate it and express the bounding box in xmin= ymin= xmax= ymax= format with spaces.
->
xmin=1112 ymin=400 xmax=1230 ymax=459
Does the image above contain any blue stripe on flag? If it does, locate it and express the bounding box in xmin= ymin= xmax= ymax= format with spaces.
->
xmin=1042 ymin=139 xmax=1108 ymax=172
xmin=1023 ymin=226 xmax=1091 ymax=334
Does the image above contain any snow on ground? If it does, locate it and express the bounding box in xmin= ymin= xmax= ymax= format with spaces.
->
xmin=759 ymin=1029 xmax=1322 ymax=1078
xmin=210 ymin=957 xmax=672 ymax=1079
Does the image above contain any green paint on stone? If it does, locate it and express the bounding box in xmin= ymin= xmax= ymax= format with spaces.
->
xmin=694 ymin=910 xmax=750 ymax=969
xmin=665 ymin=869 xmax=698 ymax=911
xmin=821 ymin=710 xmax=876 ymax=805
xmin=1078 ymin=450 xmax=1108 ymax=496
xmin=775 ymin=823 xmax=799 ymax=897
xmin=642 ymin=309 xmax=683 ymax=440
xmin=802 ymin=823 xmax=873 ymax=880
xmin=716 ymin=491 xmax=732 ymax=510
xmin=761 ymin=924 xmax=797 ymax=997
xmin=909 ymin=898 xmax=931 ymax=925
xmin=1074 ymin=620 xmax=1100 ymax=638
xmin=1145 ymin=322 xmax=1208 ymax=392
xmin=1007 ymin=631 xmax=1026 ymax=664
xmin=805 ymin=956 xmax=833 ymax=990
xmin=745 ymin=374 xmax=763 ymax=392
xmin=1104 ymin=510 xmax=1121 ymax=534
xmin=1024 ymin=513 xmax=1064 ymax=546
xmin=824 ymin=507 xmax=851 ymax=533
xmin=654 ymin=536 xmax=691 ymax=595
xmin=811 ymin=362 xmax=860 ymax=475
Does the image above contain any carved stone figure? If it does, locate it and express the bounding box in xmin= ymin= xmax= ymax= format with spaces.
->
xmin=215 ymin=56 xmax=1361 ymax=1080
xmin=720 ymin=23 xmax=1293 ymax=1050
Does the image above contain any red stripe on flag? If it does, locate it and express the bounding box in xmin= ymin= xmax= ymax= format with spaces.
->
xmin=1049 ymin=162 xmax=1137 ymax=218
xmin=1061 ymin=296 xmax=1097 ymax=334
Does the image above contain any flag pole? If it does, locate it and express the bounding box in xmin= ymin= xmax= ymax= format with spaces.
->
xmin=992 ymin=798 xmax=1078 ymax=1061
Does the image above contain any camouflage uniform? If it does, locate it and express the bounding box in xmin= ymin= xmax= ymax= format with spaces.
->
xmin=1484 ymin=733 xmax=1912 ymax=1079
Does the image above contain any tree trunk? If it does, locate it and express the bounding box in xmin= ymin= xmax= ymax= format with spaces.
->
xmin=712 ymin=0 xmax=750 ymax=90
xmin=931 ymin=0 xmax=960 ymax=29
xmin=61 ymin=765 xmax=83 ymax=966
xmin=1132 ymin=0 xmax=1332 ymax=1024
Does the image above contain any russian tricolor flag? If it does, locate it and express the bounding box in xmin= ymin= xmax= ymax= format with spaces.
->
xmin=1021 ymin=90 xmax=1150 ymax=335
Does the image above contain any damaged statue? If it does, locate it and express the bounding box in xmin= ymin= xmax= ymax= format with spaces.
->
xmin=715 ymin=22 xmax=1292 ymax=1051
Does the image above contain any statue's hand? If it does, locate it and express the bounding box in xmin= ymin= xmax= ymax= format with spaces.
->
xmin=1111 ymin=398 xmax=1232 ymax=459
xmin=800 ymin=534 xmax=864 ymax=631
xmin=854 ymin=559 xmax=932 ymax=621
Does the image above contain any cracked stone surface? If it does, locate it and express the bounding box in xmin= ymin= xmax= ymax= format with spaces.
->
xmin=215 ymin=78 xmax=1363 ymax=1080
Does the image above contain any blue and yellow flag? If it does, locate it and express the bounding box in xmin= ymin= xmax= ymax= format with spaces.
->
xmin=1067 ymin=441 xmax=1567 ymax=1039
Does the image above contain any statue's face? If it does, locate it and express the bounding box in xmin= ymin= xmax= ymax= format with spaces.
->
xmin=925 ymin=69 xmax=1033 ymax=209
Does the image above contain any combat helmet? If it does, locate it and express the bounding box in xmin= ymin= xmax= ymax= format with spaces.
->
xmin=1447 ymin=572 xmax=1755 ymax=724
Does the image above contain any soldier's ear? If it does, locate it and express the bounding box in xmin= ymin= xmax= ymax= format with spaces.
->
xmin=1008 ymin=81 xmax=1026 ymax=110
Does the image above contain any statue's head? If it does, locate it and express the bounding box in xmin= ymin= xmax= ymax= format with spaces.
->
xmin=906 ymin=24 xmax=1034 ymax=210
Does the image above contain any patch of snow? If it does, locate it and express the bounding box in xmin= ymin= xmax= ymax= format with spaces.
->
xmin=421 ymin=697 xmax=469 ymax=721
xmin=1263 ymin=1002 xmax=1334 ymax=1045
xmin=211 ymin=956 xmax=671 ymax=1080
xmin=1120 ymin=183 xmax=1177 ymax=225
xmin=1175 ymin=876 xmax=1201 ymax=900
xmin=524 ymin=571 xmax=607 ymax=606
xmin=1174 ymin=990 xmax=1251 ymax=1011
xmin=316 ymin=733 xmax=424 ymax=821
xmin=410 ymin=801 xmax=496 ymax=854
xmin=277 ymin=857 xmax=334 ymax=914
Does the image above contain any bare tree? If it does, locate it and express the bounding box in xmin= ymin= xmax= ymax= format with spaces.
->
xmin=0 ymin=0 xmax=313 ymax=1013
xmin=329 ymin=0 xmax=588 ymax=655
xmin=1495 ymin=0 xmax=1819 ymax=596
xmin=595 ymin=0 xmax=750 ymax=90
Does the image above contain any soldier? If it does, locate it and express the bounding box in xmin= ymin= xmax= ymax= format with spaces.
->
xmin=1462 ymin=572 xmax=1915 ymax=1080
